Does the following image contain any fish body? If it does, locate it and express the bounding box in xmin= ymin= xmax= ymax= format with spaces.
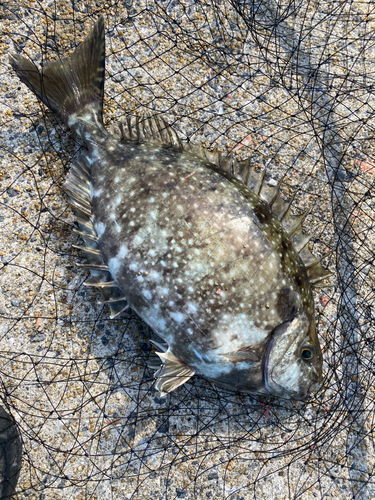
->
xmin=10 ymin=17 xmax=329 ymax=399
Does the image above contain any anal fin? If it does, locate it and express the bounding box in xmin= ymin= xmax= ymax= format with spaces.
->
xmin=154 ymin=349 xmax=195 ymax=396
xmin=64 ymin=154 xmax=129 ymax=319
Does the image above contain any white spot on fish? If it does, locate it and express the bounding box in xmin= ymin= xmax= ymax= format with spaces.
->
xmin=133 ymin=235 xmax=143 ymax=247
xmin=213 ymin=315 xmax=268 ymax=353
xmin=157 ymin=287 xmax=169 ymax=296
xmin=129 ymin=262 xmax=138 ymax=271
xmin=186 ymin=303 xmax=197 ymax=314
xmin=90 ymin=186 xmax=102 ymax=198
xmin=68 ymin=115 xmax=77 ymax=127
xmin=108 ymin=245 xmax=128 ymax=278
xmin=95 ymin=222 xmax=106 ymax=238
xmin=170 ymin=311 xmax=185 ymax=323
xmin=148 ymin=270 xmax=161 ymax=282
xmin=142 ymin=290 xmax=152 ymax=300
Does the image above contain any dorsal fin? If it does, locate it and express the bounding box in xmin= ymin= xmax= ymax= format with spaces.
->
xmin=290 ymin=227 xmax=310 ymax=253
xmin=300 ymin=248 xmax=333 ymax=286
xmin=113 ymin=114 xmax=182 ymax=149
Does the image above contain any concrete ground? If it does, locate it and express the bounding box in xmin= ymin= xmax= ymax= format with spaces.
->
xmin=1 ymin=1 xmax=375 ymax=499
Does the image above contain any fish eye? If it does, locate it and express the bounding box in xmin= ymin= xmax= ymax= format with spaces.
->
xmin=301 ymin=345 xmax=315 ymax=362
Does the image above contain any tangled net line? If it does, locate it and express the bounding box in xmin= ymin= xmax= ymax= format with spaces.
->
xmin=1 ymin=0 xmax=374 ymax=498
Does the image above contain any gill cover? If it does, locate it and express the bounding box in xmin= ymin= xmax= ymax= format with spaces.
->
xmin=263 ymin=315 xmax=323 ymax=399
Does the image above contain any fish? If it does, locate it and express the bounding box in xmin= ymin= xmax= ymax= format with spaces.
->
xmin=9 ymin=17 xmax=331 ymax=400
xmin=0 ymin=406 xmax=22 ymax=500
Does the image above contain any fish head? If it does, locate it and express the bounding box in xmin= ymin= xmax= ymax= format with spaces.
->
xmin=262 ymin=312 xmax=323 ymax=400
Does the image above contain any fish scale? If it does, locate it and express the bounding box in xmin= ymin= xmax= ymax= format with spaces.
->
xmin=10 ymin=16 xmax=332 ymax=400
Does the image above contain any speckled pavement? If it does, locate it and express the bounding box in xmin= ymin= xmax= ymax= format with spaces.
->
xmin=1 ymin=1 xmax=375 ymax=499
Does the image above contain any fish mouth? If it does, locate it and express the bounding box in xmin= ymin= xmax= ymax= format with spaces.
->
xmin=305 ymin=375 xmax=322 ymax=398
xmin=293 ymin=380 xmax=317 ymax=401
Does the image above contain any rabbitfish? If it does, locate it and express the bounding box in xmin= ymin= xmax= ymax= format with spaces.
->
xmin=10 ymin=17 xmax=331 ymax=399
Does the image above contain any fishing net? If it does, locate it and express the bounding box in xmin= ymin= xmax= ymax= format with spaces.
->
xmin=1 ymin=0 xmax=374 ymax=498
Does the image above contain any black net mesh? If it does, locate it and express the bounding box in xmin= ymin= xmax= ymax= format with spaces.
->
xmin=1 ymin=0 xmax=375 ymax=498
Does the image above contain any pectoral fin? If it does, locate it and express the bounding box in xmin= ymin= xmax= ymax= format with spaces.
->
xmin=219 ymin=348 xmax=260 ymax=363
xmin=154 ymin=349 xmax=195 ymax=396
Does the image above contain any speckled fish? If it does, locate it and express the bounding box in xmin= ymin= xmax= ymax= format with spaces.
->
xmin=9 ymin=17 xmax=331 ymax=400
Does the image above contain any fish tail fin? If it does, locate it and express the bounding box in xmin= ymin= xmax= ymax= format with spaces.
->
xmin=9 ymin=16 xmax=105 ymax=124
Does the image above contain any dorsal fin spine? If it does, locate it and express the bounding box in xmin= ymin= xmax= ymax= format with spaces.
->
xmin=286 ymin=213 xmax=306 ymax=237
